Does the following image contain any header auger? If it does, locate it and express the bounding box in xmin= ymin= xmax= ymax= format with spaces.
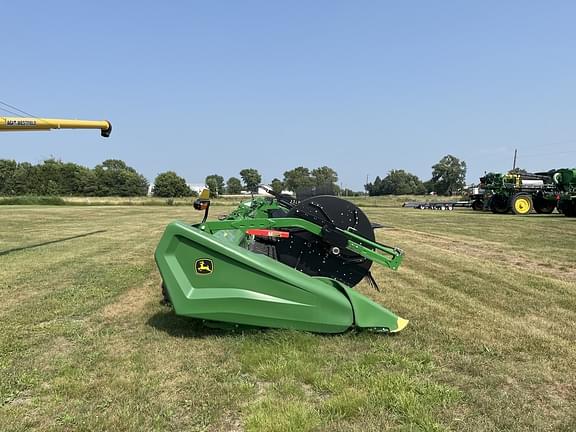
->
xmin=155 ymin=188 xmax=408 ymax=334
xmin=0 ymin=117 xmax=111 ymax=137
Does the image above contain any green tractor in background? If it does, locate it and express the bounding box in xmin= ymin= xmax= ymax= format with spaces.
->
xmin=553 ymin=168 xmax=576 ymax=216
xmin=475 ymin=171 xmax=558 ymax=215
xmin=472 ymin=168 xmax=576 ymax=216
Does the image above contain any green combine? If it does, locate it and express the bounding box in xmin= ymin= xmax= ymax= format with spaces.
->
xmin=155 ymin=188 xmax=408 ymax=333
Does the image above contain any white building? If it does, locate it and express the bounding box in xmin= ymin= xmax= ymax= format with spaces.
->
xmin=147 ymin=183 xmax=207 ymax=196
xmin=187 ymin=183 xmax=208 ymax=195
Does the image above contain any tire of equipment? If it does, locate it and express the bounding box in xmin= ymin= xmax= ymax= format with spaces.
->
xmin=510 ymin=193 xmax=532 ymax=215
xmin=472 ymin=199 xmax=484 ymax=211
xmin=489 ymin=194 xmax=510 ymax=214
xmin=533 ymin=196 xmax=556 ymax=214
xmin=558 ymin=200 xmax=576 ymax=217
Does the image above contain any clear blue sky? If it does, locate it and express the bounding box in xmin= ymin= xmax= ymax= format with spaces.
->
xmin=2 ymin=1 xmax=576 ymax=190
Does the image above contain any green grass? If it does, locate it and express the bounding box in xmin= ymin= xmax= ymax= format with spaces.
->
xmin=0 ymin=195 xmax=279 ymax=207
xmin=1 ymin=206 xmax=575 ymax=431
xmin=0 ymin=196 xmax=66 ymax=205
xmin=0 ymin=194 xmax=457 ymax=208
xmin=0 ymin=196 xmax=198 ymax=206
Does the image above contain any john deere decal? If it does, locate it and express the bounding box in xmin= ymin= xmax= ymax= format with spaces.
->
xmin=195 ymin=259 xmax=213 ymax=275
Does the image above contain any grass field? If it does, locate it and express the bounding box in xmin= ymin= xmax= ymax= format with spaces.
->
xmin=0 ymin=194 xmax=463 ymax=208
xmin=1 ymin=205 xmax=575 ymax=431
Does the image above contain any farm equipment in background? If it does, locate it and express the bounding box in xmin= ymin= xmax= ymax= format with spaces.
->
xmin=473 ymin=171 xmax=558 ymax=215
xmin=403 ymin=201 xmax=455 ymax=210
xmin=155 ymin=187 xmax=408 ymax=334
xmin=0 ymin=116 xmax=111 ymax=137
xmin=470 ymin=168 xmax=576 ymax=216
xmin=553 ymin=168 xmax=576 ymax=216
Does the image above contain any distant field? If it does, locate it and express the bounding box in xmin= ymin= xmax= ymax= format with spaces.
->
xmin=348 ymin=195 xmax=465 ymax=208
xmin=0 ymin=194 xmax=459 ymax=208
xmin=1 ymin=205 xmax=575 ymax=431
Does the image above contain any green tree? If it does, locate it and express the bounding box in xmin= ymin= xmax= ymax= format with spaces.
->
xmin=206 ymin=177 xmax=218 ymax=198
xmin=0 ymin=158 xmax=150 ymax=197
xmin=94 ymin=159 xmax=148 ymax=196
xmin=34 ymin=159 xmax=91 ymax=196
xmin=423 ymin=179 xmax=435 ymax=194
xmin=431 ymin=155 xmax=467 ymax=195
xmin=226 ymin=177 xmax=242 ymax=194
xmin=0 ymin=159 xmax=18 ymax=195
xmin=81 ymin=169 xmax=99 ymax=196
xmin=152 ymin=171 xmax=192 ymax=197
xmin=30 ymin=159 xmax=60 ymax=195
xmin=100 ymin=159 xmax=130 ymax=171
xmin=271 ymin=178 xmax=284 ymax=194
xmin=311 ymin=166 xmax=338 ymax=187
xmin=283 ymin=167 xmax=313 ymax=192
xmin=60 ymin=162 xmax=92 ymax=195
xmin=205 ymin=174 xmax=225 ymax=196
xmin=379 ymin=170 xmax=426 ymax=195
xmin=239 ymin=168 xmax=262 ymax=193
xmin=365 ymin=176 xmax=383 ymax=196
xmin=6 ymin=162 xmax=36 ymax=195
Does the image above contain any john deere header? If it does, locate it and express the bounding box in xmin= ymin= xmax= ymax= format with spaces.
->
xmin=0 ymin=117 xmax=112 ymax=137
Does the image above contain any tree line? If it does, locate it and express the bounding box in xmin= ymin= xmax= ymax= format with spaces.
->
xmin=0 ymin=158 xmax=346 ymax=198
xmin=0 ymin=154 xmax=467 ymax=197
xmin=153 ymin=165 xmax=345 ymax=198
xmin=0 ymin=159 xmax=148 ymax=196
xmin=364 ymin=155 xmax=467 ymax=196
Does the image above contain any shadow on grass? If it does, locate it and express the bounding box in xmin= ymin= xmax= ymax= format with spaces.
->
xmin=0 ymin=230 xmax=107 ymax=257
xmin=147 ymin=310 xmax=377 ymax=339
xmin=147 ymin=309 xmax=266 ymax=338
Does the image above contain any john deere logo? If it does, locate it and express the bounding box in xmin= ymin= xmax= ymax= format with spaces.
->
xmin=195 ymin=259 xmax=213 ymax=275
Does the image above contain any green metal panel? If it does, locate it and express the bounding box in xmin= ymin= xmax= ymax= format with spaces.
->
xmin=345 ymin=288 xmax=407 ymax=332
xmin=155 ymin=221 xmax=407 ymax=333
xmin=156 ymin=222 xmax=353 ymax=332
xmin=553 ymin=169 xmax=576 ymax=190
xmin=312 ymin=277 xmax=407 ymax=332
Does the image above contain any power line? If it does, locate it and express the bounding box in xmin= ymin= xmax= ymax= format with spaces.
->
xmin=0 ymin=99 xmax=53 ymax=127
xmin=0 ymin=100 xmax=37 ymax=118
xmin=0 ymin=106 xmax=26 ymax=117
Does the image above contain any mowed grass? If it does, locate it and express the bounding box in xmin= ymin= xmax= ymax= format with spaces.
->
xmin=1 ymin=205 xmax=575 ymax=431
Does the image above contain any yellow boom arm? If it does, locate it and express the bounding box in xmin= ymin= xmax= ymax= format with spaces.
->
xmin=0 ymin=117 xmax=112 ymax=137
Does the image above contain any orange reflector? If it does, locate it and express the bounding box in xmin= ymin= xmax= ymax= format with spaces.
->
xmin=246 ymin=229 xmax=290 ymax=238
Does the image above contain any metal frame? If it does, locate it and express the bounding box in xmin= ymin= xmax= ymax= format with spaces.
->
xmin=198 ymin=217 xmax=404 ymax=270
